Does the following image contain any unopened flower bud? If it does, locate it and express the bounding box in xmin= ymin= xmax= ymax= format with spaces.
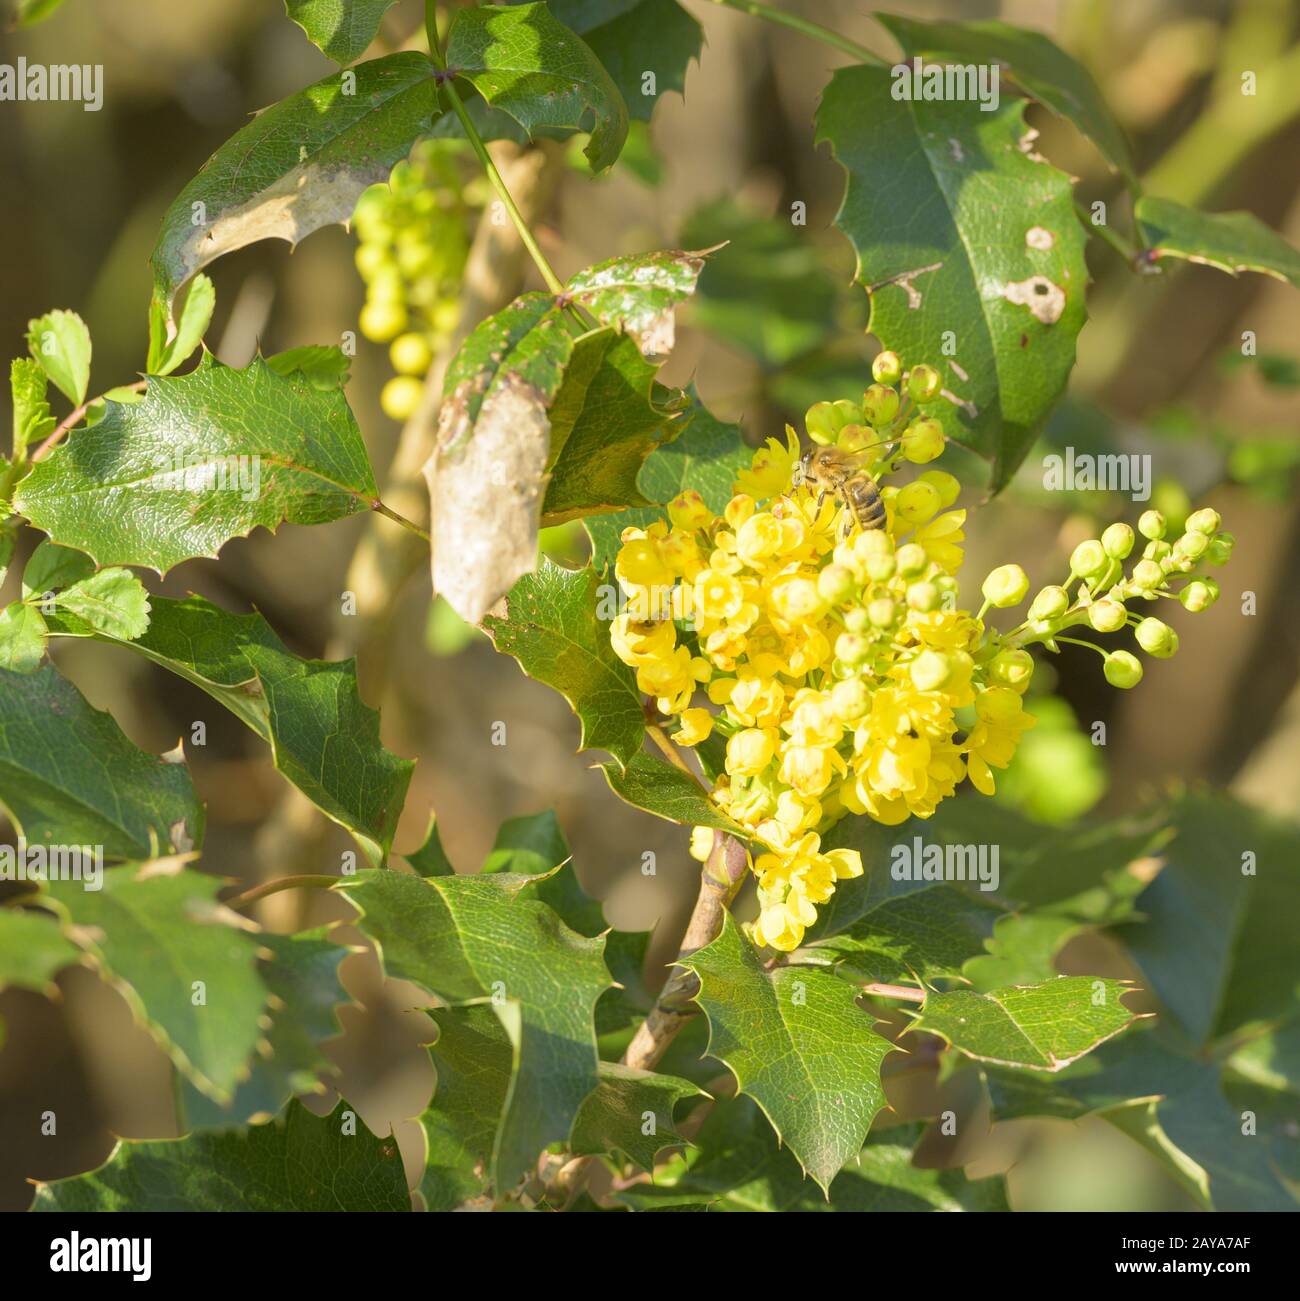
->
xmin=982 ymin=564 xmax=1029 ymax=608
xmin=804 ymin=401 xmax=840 ymax=444
xmin=1070 ymin=539 xmax=1108 ymax=579
xmin=1185 ymin=507 xmax=1221 ymax=535
xmin=988 ymin=648 xmax=1034 ymax=692
xmin=910 ymin=649 xmax=951 ymax=692
xmin=835 ymin=632 xmax=870 ymax=664
xmin=818 ymin=564 xmax=855 ymax=604
xmin=1104 ymin=650 xmax=1143 ymax=688
xmin=895 ymin=480 xmax=941 ymax=524
xmin=667 ymin=489 xmax=712 ymax=531
xmin=1087 ymin=599 xmax=1127 ymax=632
xmin=907 ymin=364 xmax=942 ymax=402
xmin=901 ymin=417 xmax=945 ymax=464
xmin=861 ymin=384 xmax=900 ymax=427
xmin=831 ymin=677 xmax=870 ymax=722
xmin=1179 ymin=580 xmax=1212 ymax=612
xmin=1028 ymin=585 xmax=1069 ymax=622
xmin=867 ymin=598 xmax=897 ymax=628
xmin=844 ymin=606 xmax=870 ymax=633
xmin=1101 ymin=522 xmax=1134 ymax=559
xmin=1138 ymin=510 xmax=1166 ymax=540
xmin=1135 ymin=617 xmax=1177 ymax=658
xmin=1143 ymin=539 xmax=1172 ymax=563
xmin=1205 ymin=532 xmax=1235 ymax=565
xmin=864 ymin=551 xmax=895 ymax=582
xmin=907 ymin=581 xmax=940 ymax=612
xmin=1173 ymin=530 xmax=1209 ymax=561
xmin=1129 ymin=559 xmax=1164 ymax=591
xmin=918 ymin=468 xmax=960 ymax=507
xmin=871 ymin=350 xmax=903 ymax=385
xmin=895 ymin=543 xmax=927 ymax=576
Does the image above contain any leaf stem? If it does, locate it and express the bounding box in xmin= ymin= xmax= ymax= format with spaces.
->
xmin=1072 ymin=199 xmax=1142 ymax=267
xmin=371 ymin=497 xmax=432 ymax=542
xmin=861 ymin=981 xmax=926 ymax=1003
xmin=706 ymin=0 xmax=886 ymax=65
xmin=224 ymin=873 xmax=341 ymax=912
xmin=426 ymin=10 xmax=567 ymax=298
xmin=646 ymin=719 xmax=708 ymax=791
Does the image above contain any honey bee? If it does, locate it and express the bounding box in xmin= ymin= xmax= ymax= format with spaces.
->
xmin=793 ymin=442 xmax=893 ymax=536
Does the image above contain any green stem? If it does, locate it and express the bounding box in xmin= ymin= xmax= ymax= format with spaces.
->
xmin=371 ymin=497 xmax=432 ymax=543
xmin=707 ymin=0 xmax=886 ymax=65
xmin=1073 ymin=199 xmax=1140 ymax=265
xmin=426 ymin=5 xmax=566 ymax=297
xmin=224 ymin=873 xmax=340 ymax=911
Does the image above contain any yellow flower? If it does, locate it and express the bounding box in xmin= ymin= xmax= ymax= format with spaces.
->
xmin=767 ymin=572 xmax=824 ymax=624
xmin=726 ymin=727 xmax=778 ymax=777
xmin=735 ymin=512 xmax=785 ymax=568
xmin=752 ymin=895 xmax=816 ymax=951
xmin=735 ymin=425 xmax=799 ymax=501
xmin=675 ymin=707 xmax=714 ymax=746
xmin=696 ymin=570 xmax=745 ymax=622
xmin=689 ymin=825 xmax=715 ymax=862
xmin=909 ymin=509 xmax=966 ymax=573
xmin=668 ymin=489 xmax=713 ymax=531
xmin=609 ymin=613 xmax=675 ymax=667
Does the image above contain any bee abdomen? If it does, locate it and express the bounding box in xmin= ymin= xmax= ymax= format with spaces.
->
xmin=846 ymin=480 xmax=886 ymax=530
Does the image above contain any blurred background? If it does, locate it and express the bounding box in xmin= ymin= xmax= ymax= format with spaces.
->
xmin=0 ymin=0 xmax=1297 ymax=1212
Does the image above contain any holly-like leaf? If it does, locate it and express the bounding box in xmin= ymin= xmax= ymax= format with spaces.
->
xmin=542 ymin=329 xmax=689 ymax=524
xmin=265 ymin=344 xmax=352 ymax=390
xmin=10 ymin=357 xmax=56 ymax=459
xmin=22 ymin=539 xmax=95 ymax=596
xmin=600 ymin=750 xmax=744 ymax=835
xmin=0 ymin=663 xmax=201 ymax=857
xmin=962 ymin=911 xmax=1082 ymax=991
xmin=912 ymin=975 xmax=1139 ymax=1071
xmin=147 ymin=274 xmax=215 ymax=377
xmin=565 ymin=249 xmax=708 ymax=358
xmin=177 ymin=928 xmax=348 ymax=1130
xmin=877 ymin=14 xmax=1136 ymax=181
xmin=30 ymin=1098 xmax=409 ymax=1211
xmin=38 ymin=860 xmax=266 ymax=1101
xmin=56 ymin=568 xmax=151 ymax=641
xmin=285 ymin=0 xmax=399 ymax=64
xmin=482 ymin=558 xmax=646 ymax=769
xmin=46 ymin=594 xmax=412 ymax=863
xmin=15 ymin=355 xmax=377 ymax=574
xmin=585 ymin=391 xmax=750 ymax=569
xmin=427 ymin=293 xmax=574 ymax=625
xmin=679 ymin=913 xmax=896 ymax=1192
xmin=571 ymin=1061 xmax=706 ymax=1171
xmin=339 ymin=866 xmax=613 ymax=1190
xmin=816 ymin=64 xmax=1087 ymax=490
xmin=26 ymin=309 xmax=91 ymax=406
xmin=0 ymin=602 xmax=47 ymax=672
xmin=0 ymin=907 xmax=82 ymax=995
xmin=1122 ymin=793 xmax=1300 ymax=1047
xmin=150 ymin=53 xmax=437 ymax=309
xmin=1136 ymin=196 xmax=1300 ymax=287
xmin=447 ymin=2 xmax=629 ymax=171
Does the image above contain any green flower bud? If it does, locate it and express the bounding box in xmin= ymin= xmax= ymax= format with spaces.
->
xmin=1087 ymin=599 xmax=1127 ymax=632
xmin=895 ymin=480 xmax=941 ymax=524
xmin=1173 ymin=530 xmax=1209 ymax=561
xmin=844 ymin=606 xmax=870 ymax=633
xmin=861 ymin=383 xmax=900 ymax=427
xmin=907 ymin=364 xmax=942 ymax=403
xmin=1101 ymin=522 xmax=1135 ymax=559
xmin=833 ymin=399 xmax=863 ymax=429
xmin=1130 ymin=559 xmax=1164 ymax=591
xmin=867 ymin=598 xmax=898 ymax=628
xmin=1134 ymin=617 xmax=1177 ymax=658
xmin=835 ymin=632 xmax=870 ymax=664
xmin=871 ymin=350 xmax=903 ymax=386
xmin=988 ymin=648 xmax=1035 ymax=693
xmin=982 ymin=564 xmax=1029 ymax=609
xmin=817 ymin=564 xmax=856 ymax=604
xmin=895 ymin=543 xmax=927 ymax=576
xmin=910 ymin=649 xmax=951 ymax=692
xmin=1070 ymin=539 xmax=1108 ymax=579
xmin=1138 ymin=510 xmax=1166 ymax=540
xmin=918 ymin=468 xmax=960 ymax=507
xmin=1206 ymin=532 xmax=1235 ymax=565
xmin=1180 ymin=580 xmax=1214 ymax=612
xmin=906 ymin=581 xmax=940 ymax=612
xmin=1104 ymin=650 xmax=1143 ymax=688
xmin=831 ymin=677 xmax=870 ymax=722
xmin=900 ymin=417 xmax=945 ymax=464
xmin=1143 ymin=539 xmax=1172 ymax=563
xmin=1185 ymin=507 xmax=1221 ymax=535
xmin=804 ymin=401 xmax=841 ymax=445
xmin=864 ymin=551 xmax=896 ymax=582
xmin=1028 ymin=585 xmax=1070 ymax=622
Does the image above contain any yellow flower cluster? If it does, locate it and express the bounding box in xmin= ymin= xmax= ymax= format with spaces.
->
xmin=609 ymin=363 xmax=1039 ymax=952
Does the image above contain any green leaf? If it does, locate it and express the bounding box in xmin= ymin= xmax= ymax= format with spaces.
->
xmin=1136 ymin=196 xmax=1300 ymax=287
xmin=0 ymin=663 xmax=201 ymax=856
xmin=447 ymin=2 xmax=629 ymax=171
xmin=265 ymin=344 xmax=352 ymax=389
xmin=1122 ymin=793 xmax=1300 ymax=1047
xmin=481 ymin=807 xmax=570 ymax=879
xmin=585 ymin=391 xmax=750 ymax=569
xmin=816 ymin=64 xmax=1087 ymax=490
xmin=565 ymin=249 xmax=708 ymax=358
xmin=679 ymin=913 xmax=895 ymax=1192
xmin=148 ymin=275 xmax=216 ymax=377
xmin=481 ymin=557 xmax=646 ymax=769
xmin=0 ymin=602 xmax=48 ymax=672
xmin=178 ymin=928 xmax=349 ymax=1130
xmin=39 ymin=860 xmax=267 ymax=1100
xmin=962 ymin=911 xmax=1082 ymax=990
xmin=0 ymin=908 xmax=82 ymax=995
xmin=404 ymin=814 xmax=456 ymax=877
xmin=26 ymin=309 xmax=91 ymax=406
xmin=56 ymin=568 xmax=151 ymax=641
xmin=285 ymin=0 xmax=399 ymax=63
xmin=150 ymin=53 xmax=437 ymax=309
xmin=428 ymin=293 xmax=574 ymax=624
xmin=542 ymin=328 xmax=689 ymax=524
xmin=571 ymin=1061 xmax=706 ymax=1171
xmin=339 ymin=866 xmax=613 ymax=1189
xmin=46 ymin=594 xmax=412 ymax=862
xmin=10 ymin=357 xmax=56 ymax=459
xmin=913 ymin=975 xmax=1139 ymax=1071
xmin=600 ymin=750 xmax=744 ymax=835
xmin=14 ymin=355 xmax=377 ymax=574
xmin=565 ymin=0 xmax=701 ymax=124
xmin=877 ymin=14 xmax=1136 ymax=181
xmin=12 ymin=0 xmax=66 ymax=27
xmin=21 ymin=539 xmax=95 ymax=596
xmin=30 ymin=1098 xmax=409 ymax=1211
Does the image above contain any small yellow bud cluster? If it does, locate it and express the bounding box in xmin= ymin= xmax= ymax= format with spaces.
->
xmin=609 ymin=364 xmax=1040 ymax=952
xmin=353 ymin=141 xmax=483 ymax=420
